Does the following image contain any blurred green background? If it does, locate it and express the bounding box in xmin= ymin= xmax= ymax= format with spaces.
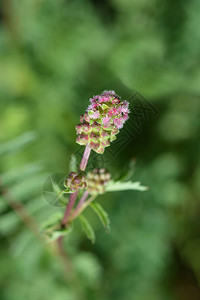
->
xmin=0 ymin=0 xmax=200 ymax=299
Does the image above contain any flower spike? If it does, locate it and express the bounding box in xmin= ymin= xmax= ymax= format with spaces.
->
xmin=75 ymin=90 xmax=130 ymax=154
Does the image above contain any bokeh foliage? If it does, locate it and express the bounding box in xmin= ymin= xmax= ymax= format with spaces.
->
xmin=0 ymin=0 xmax=200 ymax=299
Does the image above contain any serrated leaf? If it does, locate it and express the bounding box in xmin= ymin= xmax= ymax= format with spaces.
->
xmin=90 ymin=202 xmax=110 ymax=232
xmin=105 ymin=180 xmax=148 ymax=192
xmin=69 ymin=154 xmax=78 ymax=172
xmin=79 ymin=215 xmax=95 ymax=244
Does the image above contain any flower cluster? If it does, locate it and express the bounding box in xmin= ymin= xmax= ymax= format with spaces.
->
xmin=64 ymin=172 xmax=86 ymax=193
xmin=75 ymin=90 xmax=130 ymax=154
xmin=86 ymin=168 xmax=111 ymax=195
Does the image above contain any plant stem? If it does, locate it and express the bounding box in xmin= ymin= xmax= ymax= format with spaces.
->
xmin=57 ymin=144 xmax=93 ymax=277
xmin=61 ymin=191 xmax=78 ymax=226
xmin=57 ymin=236 xmax=72 ymax=272
xmin=79 ymin=144 xmax=91 ymax=171
xmin=72 ymin=191 xmax=88 ymax=219
xmin=58 ymin=144 xmax=92 ymax=262
xmin=71 ymin=195 xmax=96 ymax=221
xmin=61 ymin=144 xmax=91 ymax=227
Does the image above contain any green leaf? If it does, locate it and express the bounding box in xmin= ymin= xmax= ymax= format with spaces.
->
xmin=90 ymin=202 xmax=110 ymax=232
xmin=105 ymin=180 xmax=148 ymax=192
xmin=41 ymin=212 xmax=63 ymax=231
xmin=51 ymin=178 xmax=68 ymax=205
xmin=42 ymin=173 xmax=69 ymax=207
xmin=10 ymin=174 xmax=46 ymax=201
xmin=0 ymin=211 xmax=21 ymax=235
xmin=1 ymin=162 xmax=43 ymax=185
xmin=40 ymin=213 xmax=73 ymax=242
xmin=0 ymin=131 xmax=37 ymax=156
xmin=69 ymin=154 xmax=78 ymax=172
xmin=46 ymin=227 xmax=73 ymax=242
xmin=79 ymin=215 xmax=95 ymax=244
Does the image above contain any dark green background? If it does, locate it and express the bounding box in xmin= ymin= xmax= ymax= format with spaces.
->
xmin=0 ymin=0 xmax=200 ymax=299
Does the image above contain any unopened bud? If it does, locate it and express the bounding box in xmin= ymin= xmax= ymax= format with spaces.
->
xmin=64 ymin=172 xmax=87 ymax=193
xmin=86 ymin=169 xmax=111 ymax=195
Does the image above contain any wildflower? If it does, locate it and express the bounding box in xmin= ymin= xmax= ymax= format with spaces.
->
xmin=75 ymin=90 xmax=130 ymax=154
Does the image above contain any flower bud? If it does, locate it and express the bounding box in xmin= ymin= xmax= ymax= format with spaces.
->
xmin=76 ymin=133 xmax=89 ymax=146
xmin=75 ymin=124 xmax=83 ymax=134
xmin=84 ymin=112 xmax=90 ymax=123
xmin=80 ymin=115 xmax=84 ymax=123
xmin=82 ymin=124 xmax=91 ymax=134
xmin=64 ymin=172 xmax=87 ymax=193
xmin=86 ymin=169 xmax=111 ymax=195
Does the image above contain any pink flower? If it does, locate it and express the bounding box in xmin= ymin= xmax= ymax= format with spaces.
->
xmin=122 ymin=113 xmax=129 ymax=122
xmin=111 ymin=98 xmax=120 ymax=105
xmin=88 ymin=103 xmax=98 ymax=111
xmin=99 ymin=97 xmax=104 ymax=103
xmin=102 ymin=116 xmax=111 ymax=126
xmin=102 ymin=90 xmax=118 ymax=97
xmin=121 ymin=101 xmax=130 ymax=113
xmin=114 ymin=117 xmax=124 ymax=129
xmin=84 ymin=112 xmax=90 ymax=123
xmin=108 ymin=108 xmax=118 ymax=117
xmin=90 ymin=111 xmax=100 ymax=119
xmin=75 ymin=124 xmax=83 ymax=134
xmin=76 ymin=90 xmax=130 ymax=154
